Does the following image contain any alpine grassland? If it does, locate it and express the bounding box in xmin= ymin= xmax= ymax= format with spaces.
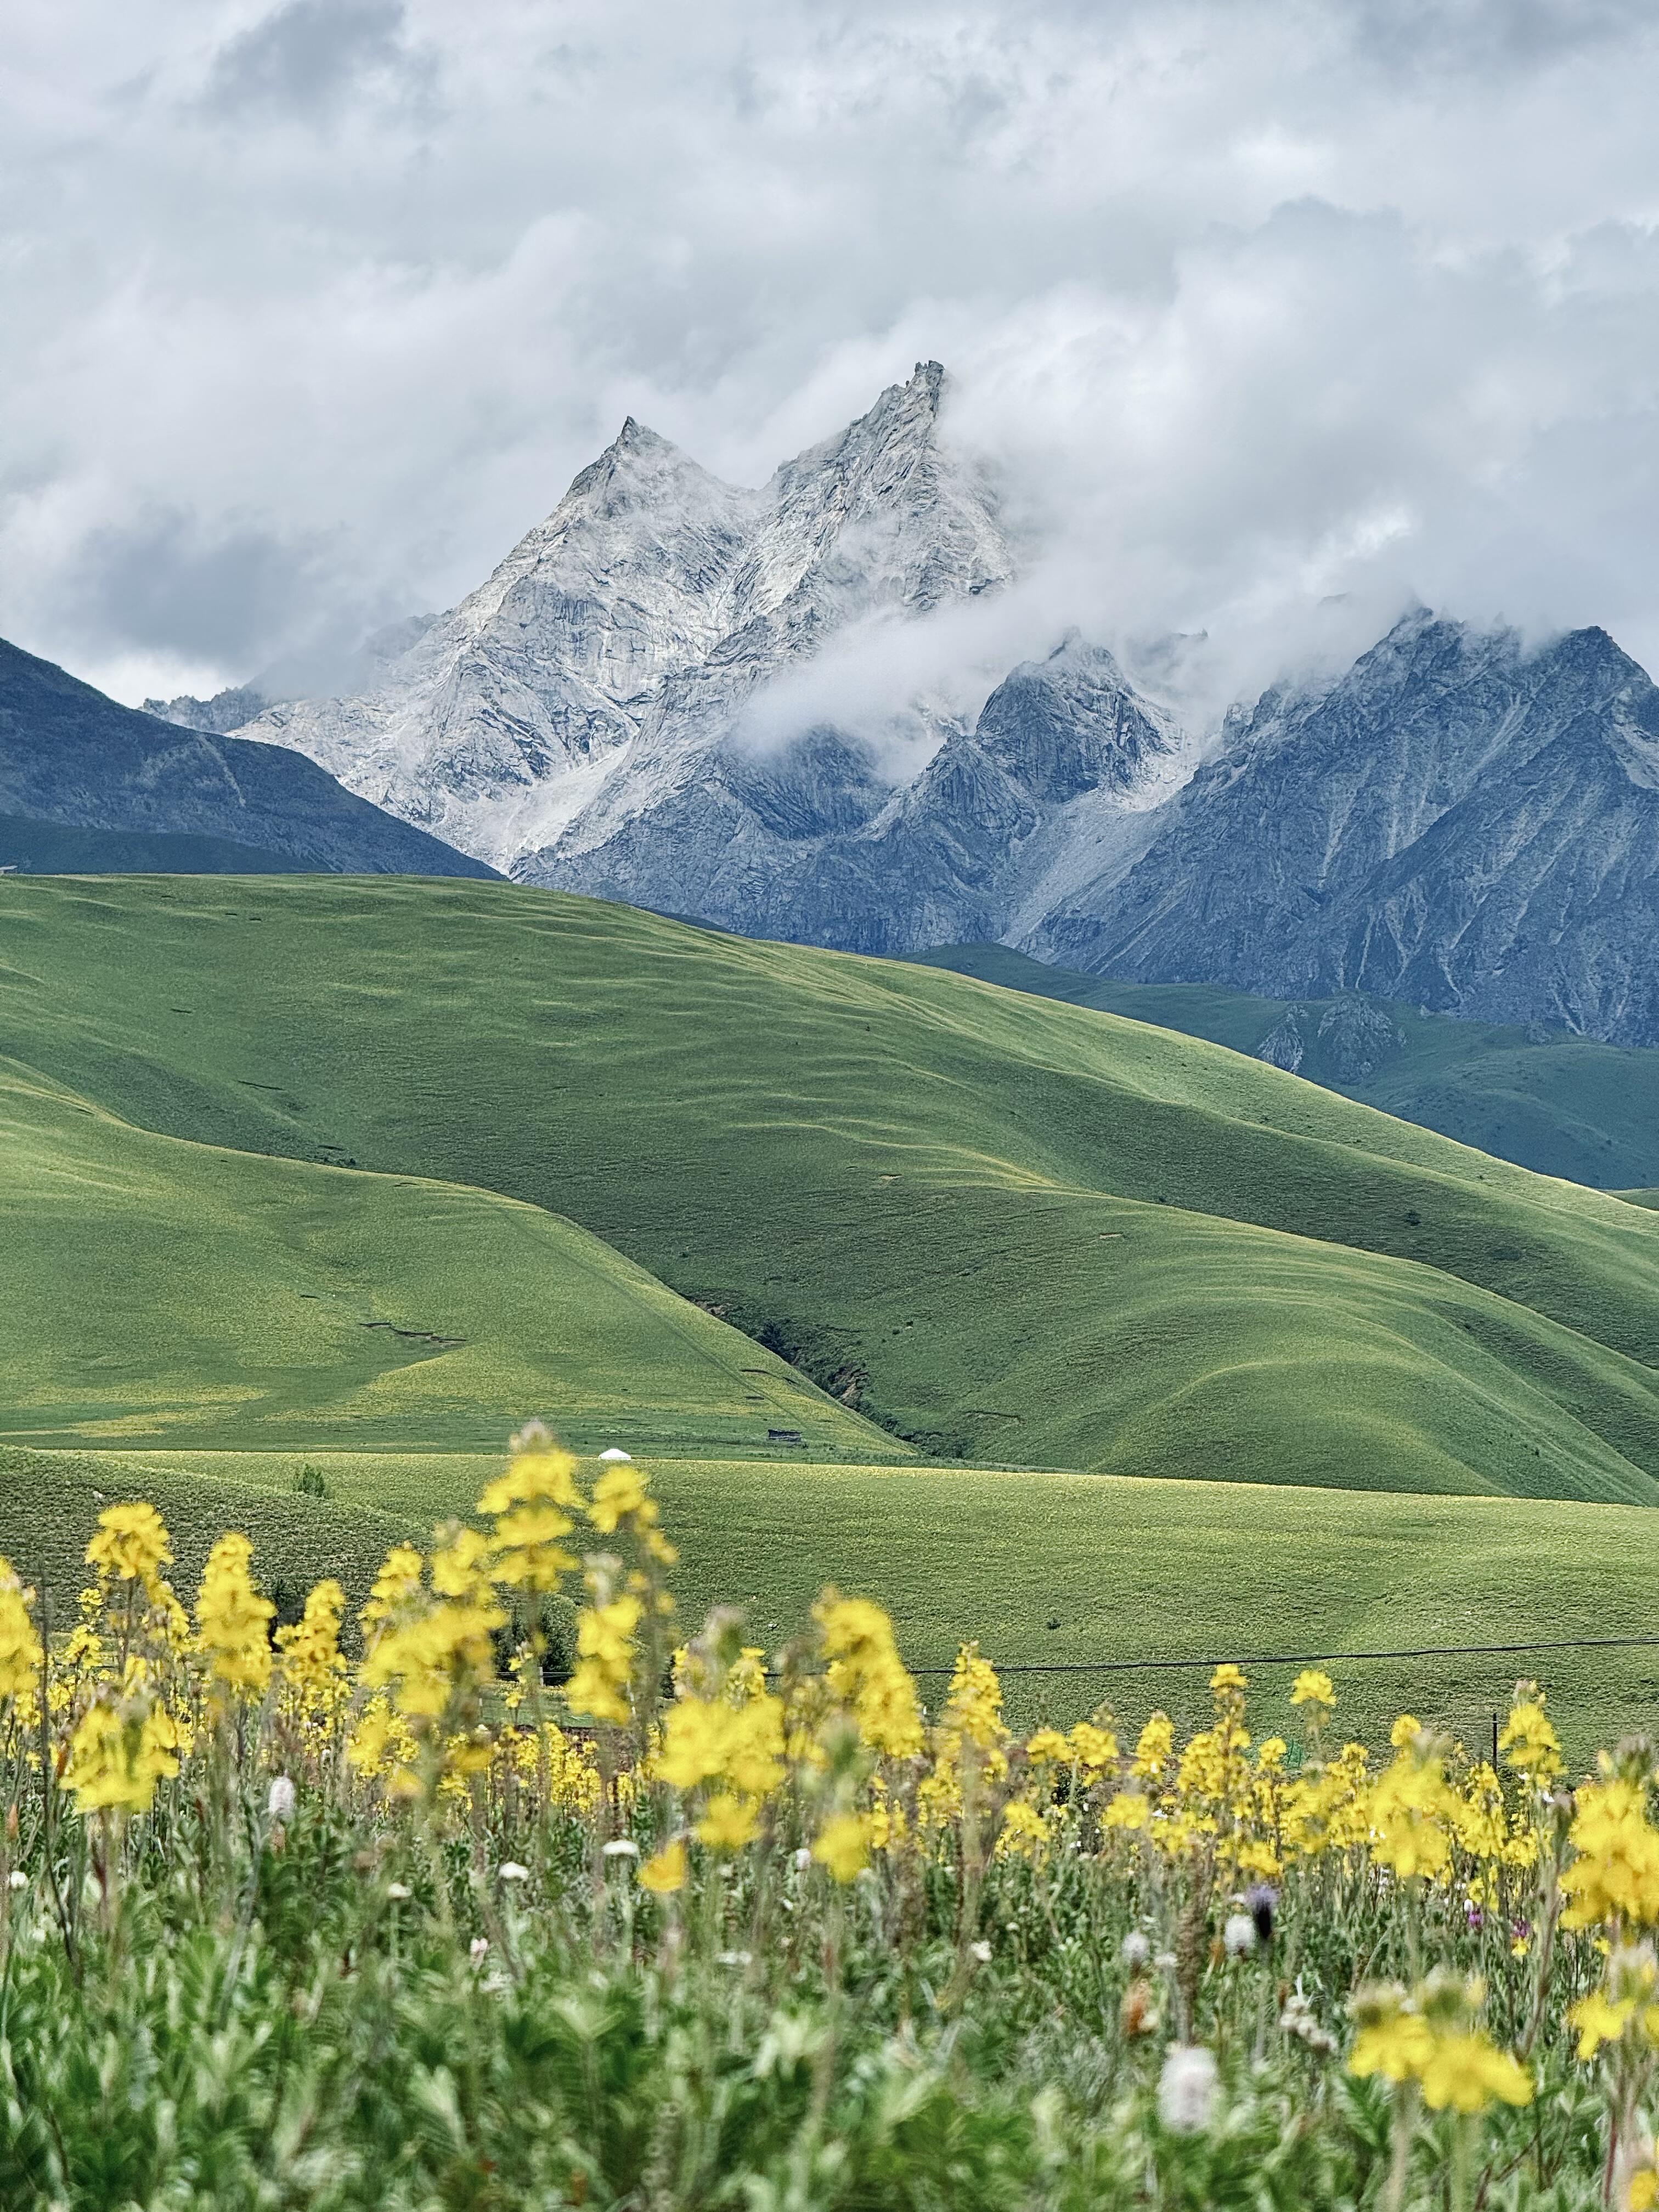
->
xmin=0 ymin=1056 xmax=888 ymax=1460
xmin=8 ymin=879 xmax=1659 ymax=2206
xmin=0 ymin=1431 xmax=1655 ymax=2211
xmin=6 ymin=875 xmax=1659 ymax=1497
xmin=7 ymin=1443 xmax=1659 ymax=1758
xmin=909 ymin=944 xmax=1659 ymax=1193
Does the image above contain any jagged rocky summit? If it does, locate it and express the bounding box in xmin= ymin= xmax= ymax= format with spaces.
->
xmin=1031 ymin=611 xmax=1659 ymax=1045
xmin=222 ymin=363 xmax=1659 ymax=1045
xmin=240 ymin=362 xmax=1018 ymax=876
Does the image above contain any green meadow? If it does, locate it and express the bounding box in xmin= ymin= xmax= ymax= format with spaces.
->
xmin=0 ymin=1056 xmax=881 ymax=1460
xmin=5 ymin=872 xmax=1659 ymax=1746
xmin=912 ymin=940 xmax=1659 ymax=1192
xmin=4 ymin=876 xmax=1659 ymax=1496
xmin=3 ymin=1440 xmax=1655 ymax=1757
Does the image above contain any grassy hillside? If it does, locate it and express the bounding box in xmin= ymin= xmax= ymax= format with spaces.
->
xmin=5 ymin=876 xmax=1659 ymax=1496
xmin=911 ymin=943 xmax=1659 ymax=1190
xmin=10 ymin=1441 xmax=1658 ymax=1757
xmin=0 ymin=1056 xmax=885 ymax=1459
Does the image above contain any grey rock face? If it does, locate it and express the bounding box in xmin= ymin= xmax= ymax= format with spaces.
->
xmin=143 ymin=683 xmax=273 ymax=735
xmin=0 ymin=637 xmax=497 ymax=877
xmin=1255 ymin=1009 xmax=1306 ymax=1074
xmin=1031 ymin=611 xmax=1659 ymax=1045
xmin=246 ymin=362 xmax=1017 ymax=879
xmin=236 ymin=362 xmax=1659 ymax=1044
xmin=1317 ymin=999 xmax=1403 ymax=1082
xmin=536 ymin=632 xmax=1176 ymax=953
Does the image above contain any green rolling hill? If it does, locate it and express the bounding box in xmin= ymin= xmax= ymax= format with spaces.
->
xmin=910 ymin=942 xmax=1659 ymax=1190
xmin=3 ymin=875 xmax=1659 ymax=1502
xmin=5 ymin=1440 xmax=1658 ymax=1757
xmin=0 ymin=1054 xmax=882 ymax=1459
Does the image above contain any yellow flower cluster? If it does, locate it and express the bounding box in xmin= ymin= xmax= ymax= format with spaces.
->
xmin=195 ymin=1533 xmax=274 ymax=1699
xmin=1560 ymin=1769 xmax=1659 ymax=1929
xmin=656 ymin=1651 xmax=786 ymax=1852
xmin=63 ymin=1663 xmax=182 ymax=1816
xmin=275 ymin=1578 xmax=349 ymax=1730
xmin=1349 ymin=1971 xmax=1532 ymax=2114
xmin=0 ymin=1562 xmax=42 ymax=1711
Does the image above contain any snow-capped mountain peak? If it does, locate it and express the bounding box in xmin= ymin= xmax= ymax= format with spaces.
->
xmin=241 ymin=361 xmax=1013 ymax=869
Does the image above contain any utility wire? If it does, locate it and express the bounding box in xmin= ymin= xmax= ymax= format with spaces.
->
xmin=891 ymin=1634 xmax=1659 ymax=1678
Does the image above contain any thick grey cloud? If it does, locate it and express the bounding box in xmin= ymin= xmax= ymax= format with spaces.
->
xmin=5 ymin=0 xmax=1659 ymax=706
xmin=202 ymin=0 xmax=416 ymax=119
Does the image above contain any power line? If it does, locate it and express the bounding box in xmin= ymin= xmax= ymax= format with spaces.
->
xmin=890 ymin=1634 xmax=1659 ymax=1679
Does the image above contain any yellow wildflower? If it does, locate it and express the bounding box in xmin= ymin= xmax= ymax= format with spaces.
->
xmin=1069 ymin=1719 xmax=1119 ymax=1771
xmin=1290 ymin=1669 xmax=1335 ymax=1713
xmin=275 ymin=1579 xmax=349 ymax=1726
xmin=479 ymin=1431 xmax=583 ymax=1593
xmin=1025 ymin=1726 xmax=1073 ymax=1765
xmin=639 ymin=1838 xmax=687 ymax=1894
xmin=359 ymin=1543 xmax=425 ymax=1649
xmin=997 ymin=1798 xmax=1050 ymax=1860
xmin=1570 ymin=1990 xmax=1638 ymax=2061
xmin=812 ymin=1810 xmax=872 ymax=1883
xmin=587 ymin=1460 xmax=677 ymax=1566
xmin=1131 ymin=1713 xmax=1174 ymax=1783
xmin=565 ymin=1591 xmax=642 ymax=1726
xmin=1419 ymin=2033 xmax=1532 ymax=2113
xmin=86 ymin=1502 xmax=174 ymax=1602
xmin=0 ymin=1560 xmax=42 ymax=1708
xmin=815 ymin=1593 xmax=924 ymax=1758
xmin=1103 ymin=1789 xmax=1150 ymax=1831
xmin=1561 ymin=1778 xmax=1659 ymax=1929
xmin=656 ymin=1689 xmax=785 ymax=1799
xmin=194 ymin=1534 xmax=274 ymax=1697
xmin=1368 ymin=1729 xmax=1454 ymax=1881
xmin=1350 ymin=2008 xmax=1435 ymax=2083
xmin=1497 ymin=1686 xmax=1563 ymax=1787
xmin=63 ymin=1673 xmax=180 ymax=1815
xmin=695 ymin=1791 xmax=761 ymax=1850
xmin=346 ymin=1694 xmax=421 ymax=1796
xmin=361 ymin=1527 xmax=505 ymax=1730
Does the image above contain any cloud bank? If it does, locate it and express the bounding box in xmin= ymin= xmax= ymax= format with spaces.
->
xmin=5 ymin=0 xmax=1659 ymax=704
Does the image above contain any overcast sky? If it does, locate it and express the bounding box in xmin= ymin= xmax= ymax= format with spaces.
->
xmin=7 ymin=0 xmax=1659 ymax=707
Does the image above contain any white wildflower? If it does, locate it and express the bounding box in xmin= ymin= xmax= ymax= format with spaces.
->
xmin=387 ymin=1882 xmax=412 ymax=1900
xmin=1158 ymin=2044 xmax=1220 ymax=2135
xmin=970 ymin=1939 xmax=992 ymax=1962
xmin=598 ymin=1448 xmax=633 ymax=1463
xmin=602 ymin=1838 xmax=640 ymax=1859
xmin=1223 ymin=1912 xmax=1256 ymax=1958
xmin=793 ymin=1846 xmax=814 ymax=1872
xmin=498 ymin=1861 xmax=529 ymax=1883
xmin=267 ymin=1775 xmax=296 ymax=1824
xmin=7 ymin=1871 xmax=25 ymax=1892
xmin=1280 ymin=1984 xmax=1338 ymax=2055
xmin=1121 ymin=1930 xmax=1151 ymax=1971
xmin=470 ymin=1936 xmax=489 ymax=1962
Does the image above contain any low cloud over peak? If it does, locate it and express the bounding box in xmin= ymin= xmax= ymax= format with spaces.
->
xmin=7 ymin=0 xmax=1659 ymax=704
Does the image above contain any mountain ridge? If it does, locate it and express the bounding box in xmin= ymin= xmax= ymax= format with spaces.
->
xmin=178 ymin=369 xmax=1659 ymax=1044
xmin=0 ymin=636 xmax=498 ymax=878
